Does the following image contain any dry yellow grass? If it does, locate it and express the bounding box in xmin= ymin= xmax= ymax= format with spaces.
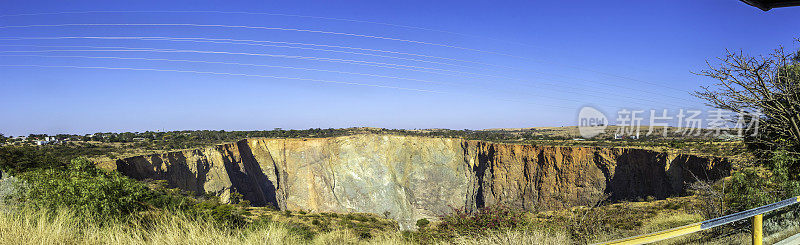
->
xmin=0 ymin=208 xmax=573 ymax=245
xmin=448 ymin=229 xmax=571 ymax=245
xmin=0 ymin=194 xmax=759 ymax=245
xmin=0 ymin=208 xmax=304 ymax=245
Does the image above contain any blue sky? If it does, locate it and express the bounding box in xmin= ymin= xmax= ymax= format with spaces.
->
xmin=1 ymin=0 xmax=798 ymax=136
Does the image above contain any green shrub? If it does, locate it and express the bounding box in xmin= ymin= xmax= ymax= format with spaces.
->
xmin=228 ymin=192 xmax=244 ymax=204
xmin=189 ymin=198 xmax=247 ymax=226
xmin=437 ymin=205 xmax=527 ymax=235
xmin=338 ymin=218 xmax=355 ymax=228
xmin=344 ymin=213 xmax=371 ymax=222
xmin=726 ymin=167 xmax=777 ymax=211
xmin=358 ymin=231 xmax=372 ymax=239
xmin=287 ymin=223 xmax=316 ymax=240
xmin=726 ymin=150 xmax=800 ymax=212
xmin=13 ymin=157 xmax=246 ymax=227
xmin=663 ymin=201 xmax=682 ymax=210
xmin=250 ymin=215 xmax=273 ymax=228
xmin=0 ymin=171 xmax=27 ymax=206
xmin=416 ymin=218 xmax=430 ymax=229
xmin=19 ymin=158 xmax=154 ymax=219
xmin=311 ymin=218 xmax=331 ymax=232
xmin=0 ymin=146 xmax=68 ymax=173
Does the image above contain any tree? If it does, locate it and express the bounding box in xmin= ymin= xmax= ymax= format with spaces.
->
xmin=694 ymin=38 xmax=800 ymax=159
xmin=695 ymin=38 xmax=800 ymax=211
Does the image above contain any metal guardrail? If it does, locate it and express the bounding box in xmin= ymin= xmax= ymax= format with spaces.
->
xmin=596 ymin=196 xmax=800 ymax=245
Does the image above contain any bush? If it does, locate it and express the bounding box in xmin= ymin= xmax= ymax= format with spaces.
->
xmin=726 ymin=167 xmax=777 ymax=211
xmin=250 ymin=215 xmax=273 ymax=228
xmin=12 ymin=157 xmax=247 ymax=227
xmin=0 ymin=146 xmax=66 ymax=173
xmin=0 ymin=145 xmax=122 ymax=174
xmin=287 ymin=223 xmax=316 ymax=240
xmin=19 ymin=158 xmax=154 ymax=219
xmin=344 ymin=213 xmax=371 ymax=222
xmin=416 ymin=218 xmax=430 ymax=229
xmin=229 ymin=192 xmax=244 ymax=204
xmin=189 ymin=198 xmax=247 ymax=226
xmin=726 ymin=150 xmax=800 ymax=212
xmin=0 ymin=170 xmax=27 ymax=207
xmin=358 ymin=231 xmax=372 ymax=239
xmin=437 ymin=205 xmax=527 ymax=235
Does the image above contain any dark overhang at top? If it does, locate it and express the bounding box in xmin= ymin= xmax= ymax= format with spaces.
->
xmin=741 ymin=0 xmax=800 ymax=11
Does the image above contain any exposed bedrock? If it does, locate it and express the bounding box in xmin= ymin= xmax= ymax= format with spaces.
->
xmin=116 ymin=134 xmax=730 ymax=229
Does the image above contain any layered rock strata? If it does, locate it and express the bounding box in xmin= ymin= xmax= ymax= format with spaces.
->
xmin=116 ymin=135 xmax=730 ymax=229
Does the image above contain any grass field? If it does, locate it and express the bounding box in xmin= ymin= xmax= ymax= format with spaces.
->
xmin=0 ymin=195 xmax=762 ymax=245
xmin=0 ymin=208 xmax=573 ymax=245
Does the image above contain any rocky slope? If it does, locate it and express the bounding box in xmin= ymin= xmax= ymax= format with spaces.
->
xmin=116 ymin=135 xmax=730 ymax=229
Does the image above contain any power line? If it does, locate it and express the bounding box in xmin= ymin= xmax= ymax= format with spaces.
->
xmin=0 ymin=44 xmax=477 ymax=74
xmin=0 ymin=53 xmax=450 ymax=85
xmin=0 ymin=52 xmax=612 ymax=106
xmin=1 ymin=37 xmax=478 ymax=69
xmin=0 ymin=44 xmax=690 ymax=107
xmin=0 ymin=10 xmax=714 ymax=130
xmin=0 ymin=64 xmax=588 ymax=110
xmin=0 ymin=23 xmax=694 ymax=93
xmin=0 ymin=23 xmax=499 ymax=55
xmin=0 ymin=36 xmax=697 ymax=103
xmin=0 ymin=64 xmax=443 ymax=93
xmin=0 ymin=53 xmax=684 ymax=108
xmin=0 ymin=10 xmax=530 ymax=47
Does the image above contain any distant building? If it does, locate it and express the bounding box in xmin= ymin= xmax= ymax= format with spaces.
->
xmin=34 ymin=136 xmax=62 ymax=145
xmin=614 ymin=132 xmax=640 ymax=140
xmin=717 ymin=134 xmax=743 ymax=141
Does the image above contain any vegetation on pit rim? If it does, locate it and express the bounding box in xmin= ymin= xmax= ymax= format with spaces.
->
xmin=1 ymin=125 xmax=745 ymax=164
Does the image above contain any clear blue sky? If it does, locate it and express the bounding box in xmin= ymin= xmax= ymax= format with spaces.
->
xmin=1 ymin=0 xmax=798 ymax=136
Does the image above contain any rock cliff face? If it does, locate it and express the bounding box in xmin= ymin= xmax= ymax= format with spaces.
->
xmin=116 ymin=135 xmax=730 ymax=229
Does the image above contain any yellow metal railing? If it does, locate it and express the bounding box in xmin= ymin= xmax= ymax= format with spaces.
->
xmin=596 ymin=196 xmax=800 ymax=245
xmin=753 ymin=214 xmax=763 ymax=245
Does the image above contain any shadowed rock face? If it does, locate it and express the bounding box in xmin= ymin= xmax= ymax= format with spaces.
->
xmin=116 ymin=135 xmax=730 ymax=229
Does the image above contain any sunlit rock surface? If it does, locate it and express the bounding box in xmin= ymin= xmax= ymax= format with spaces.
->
xmin=117 ymin=134 xmax=729 ymax=229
